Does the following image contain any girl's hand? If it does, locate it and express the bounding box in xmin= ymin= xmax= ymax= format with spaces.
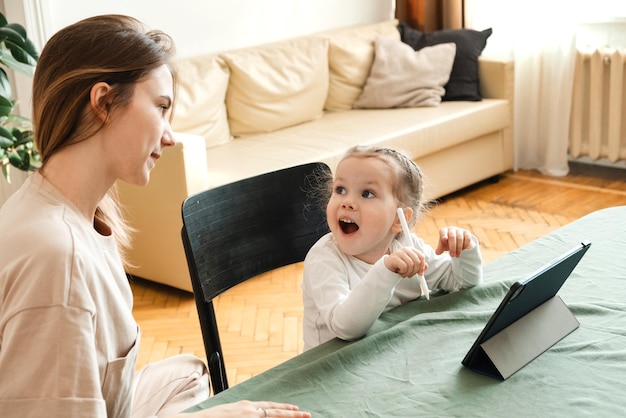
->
xmin=385 ymin=246 xmax=428 ymax=277
xmin=435 ymin=227 xmax=475 ymax=257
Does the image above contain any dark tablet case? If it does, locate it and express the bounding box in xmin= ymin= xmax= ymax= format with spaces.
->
xmin=462 ymin=241 xmax=591 ymax=379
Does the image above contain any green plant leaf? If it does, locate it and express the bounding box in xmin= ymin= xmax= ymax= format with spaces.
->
xmin=0 ymin=95 xmax=13 ymax=117
xmin=5 ymin=40 xmax=38 ymax=66
xmin=8 ymin=24 xmax=39 ymax=59
xmin=0 ymin=68 xmax=11 ymax=97
xmin=0 ymin=53 xmax=35 ymax=76
xmin=8 ymin=149 xmax=29 ymax=170
xmin=5 ymin=113 xmax=32 ymax=127
xmin=14 ymin=131 xmax=33 ymax=147
xmin=0 ymin=24 xmax=38 ymax=60
xmin=1 ymin=162 xmax=10 ymax=184
xmin=23 ymin=37 xmax=39 ymax=60
xmin=0 ymin=124 xmax=15 ymax=141
xmin=11 ymin=127 xmax=22 ymax=140
xmin=4 ymin=23 xmax=27 ymax=39
xmin=0 ymin=26 xmax=26 ymax=45
xmin=0 ymin=135 xmax=12 ymax=147
xmin=0 ymin=12 xmax=39 ymax=183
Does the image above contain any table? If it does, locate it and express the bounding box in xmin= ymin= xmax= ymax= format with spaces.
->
xmin=188 ymin=206 xmax=626 ymax=417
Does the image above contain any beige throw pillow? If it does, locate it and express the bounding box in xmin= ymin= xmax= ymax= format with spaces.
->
xmin=171 ymin=55 xmax=232 ymax=148
xmin=325 ymin=37 xmax=377 ymax=111
xmin=323 ymin=19 xmax=400 ymax=111
xmin=353 ymin=36 xmax=456 ymax=109
xmin=221 ymin=37 xmax=329 ymax=136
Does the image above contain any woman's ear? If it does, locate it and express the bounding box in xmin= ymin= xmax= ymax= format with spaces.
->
xmin=89 ymin=82 xmax=112 ymax=122
xmin=392 ymin=207 xmax=414 ymax=233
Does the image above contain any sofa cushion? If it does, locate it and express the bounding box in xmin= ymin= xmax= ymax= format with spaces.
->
xmin=204 ymin=99 xmax=510 ymax=188
xmin=221 ymin=37 xmax=329 ymax=136
xmin=354 ymin=36 xmax=455 ymax=109
xmin=398 ymin=22 xmax=492 ymax=102
xmin=172 ymin=55 xmax=231 ymax=148
xmin=323 ymin=19 xmax=400 ymax=111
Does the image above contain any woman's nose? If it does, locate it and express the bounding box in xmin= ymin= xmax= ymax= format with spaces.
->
xmin=162 ymin=123 xmax=176 ymax=147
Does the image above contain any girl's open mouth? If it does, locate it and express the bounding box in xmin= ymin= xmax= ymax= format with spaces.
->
xmin=339 ymin=219 xmax=359 ymax=234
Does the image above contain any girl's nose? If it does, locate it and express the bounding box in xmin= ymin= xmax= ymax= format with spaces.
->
xmin=342 ymin=200 xmax=355 ymax=210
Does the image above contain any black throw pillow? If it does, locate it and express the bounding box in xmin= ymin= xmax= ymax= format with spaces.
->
xmin=398 ymin=22 xmax=492 ymax=101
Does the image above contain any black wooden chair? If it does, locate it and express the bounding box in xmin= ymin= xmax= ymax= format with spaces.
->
xmin=180 ymin=162 xmax=331 ymax=394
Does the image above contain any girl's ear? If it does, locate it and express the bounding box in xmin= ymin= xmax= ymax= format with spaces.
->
xmin=392 ymin=207 xmax=414 ymax=233
xmin=89 ymin=82 xmax=112 ymax=122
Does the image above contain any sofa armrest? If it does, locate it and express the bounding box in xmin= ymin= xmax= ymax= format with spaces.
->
xmin=478 ymin=57 xmax=514 ymax=103
xmin=478 ymin=57 xmax=515 ymax=170
xmin=169 ymin=132 xmax=210 ymax=195
xmin=117 ymin=132 xmax=208 ymax=291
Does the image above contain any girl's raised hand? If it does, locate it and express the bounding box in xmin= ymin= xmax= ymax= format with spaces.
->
xmin=435 ymin=227 xmax=475 ymax=257
xmin=385 ymin=246 xmax=428 ymax=277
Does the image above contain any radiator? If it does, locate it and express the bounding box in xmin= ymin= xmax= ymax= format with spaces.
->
xmin=569 ymin=47 xmax=626 ymax=163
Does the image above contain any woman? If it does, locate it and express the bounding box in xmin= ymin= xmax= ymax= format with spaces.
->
xmin=0 ymin=14 xmax=309 ymax=418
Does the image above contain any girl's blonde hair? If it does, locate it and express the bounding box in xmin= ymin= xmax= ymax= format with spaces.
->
xmin=32 ymin=15 xmax=176 ymax=265
xmin=312 ymin=145 xmax=426 ymax=227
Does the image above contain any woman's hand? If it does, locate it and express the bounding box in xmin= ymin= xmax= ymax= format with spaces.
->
xmin=435 ymin=227 xmax=475 ymax=257
xmin=181 ymin=400 xmax=311 ymax=417
xmin=385 ymin=246 xmax=428 ymax=277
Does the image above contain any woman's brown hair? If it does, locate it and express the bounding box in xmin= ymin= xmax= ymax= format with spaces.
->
xmin=32 ymin=14 xmax=176 ymax=262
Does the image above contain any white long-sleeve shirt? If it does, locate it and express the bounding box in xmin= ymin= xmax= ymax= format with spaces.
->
xmin=302 ymin=232 xmax=482 ymax=351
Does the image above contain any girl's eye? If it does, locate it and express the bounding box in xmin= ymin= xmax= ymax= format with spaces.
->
xmin=334 ymin=186 xmax=346 ymax=195
xmin=362 ymin=190 xmax=375 ymax=198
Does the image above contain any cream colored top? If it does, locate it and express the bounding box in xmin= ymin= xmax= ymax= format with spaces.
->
xmin=0 ymin=172 xmax=138 ymax=417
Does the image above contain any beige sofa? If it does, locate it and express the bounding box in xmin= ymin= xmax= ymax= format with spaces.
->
xmin=118 ymin=19 xmax=514 ymax=292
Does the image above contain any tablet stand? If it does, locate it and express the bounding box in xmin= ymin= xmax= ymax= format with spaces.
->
xmin=469 ymin=295 xmax=579 ymax=380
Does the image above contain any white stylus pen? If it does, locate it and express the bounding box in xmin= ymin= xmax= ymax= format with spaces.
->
xmin=397 ymin=208 xmax=430 ymax=300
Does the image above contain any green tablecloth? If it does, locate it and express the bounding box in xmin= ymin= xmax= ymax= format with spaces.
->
xmin=188 ymin=206 xmax=626 ymax=417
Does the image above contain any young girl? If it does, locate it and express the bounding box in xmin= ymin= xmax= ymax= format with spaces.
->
xmin=302 ymin=145 xmax=483 ymax=351
xmin=0 ymin=15 xmax=309 ymax=418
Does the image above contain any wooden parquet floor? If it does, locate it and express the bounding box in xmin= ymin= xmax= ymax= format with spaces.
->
xmin=130 ymin=162 xmax=626 ymax=390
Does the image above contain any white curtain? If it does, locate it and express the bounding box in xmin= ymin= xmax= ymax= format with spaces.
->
xmin=466 ymin=0 xmax=626 ymax=176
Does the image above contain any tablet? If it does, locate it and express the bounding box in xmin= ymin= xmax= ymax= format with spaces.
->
xmin=462 ymin=240 xmax=591 ymax=377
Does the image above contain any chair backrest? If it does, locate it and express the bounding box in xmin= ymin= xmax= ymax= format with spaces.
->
xmin=181 ymin=162 xmax=331 ymax=394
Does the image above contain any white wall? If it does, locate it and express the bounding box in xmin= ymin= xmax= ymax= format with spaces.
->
xmin=3 ymin=0 xmax=394 ymax=118
xmin=11 ymin=0 xmax=394 ymax=57
xmin=0 ymin=0 xmax=394 ymax=205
